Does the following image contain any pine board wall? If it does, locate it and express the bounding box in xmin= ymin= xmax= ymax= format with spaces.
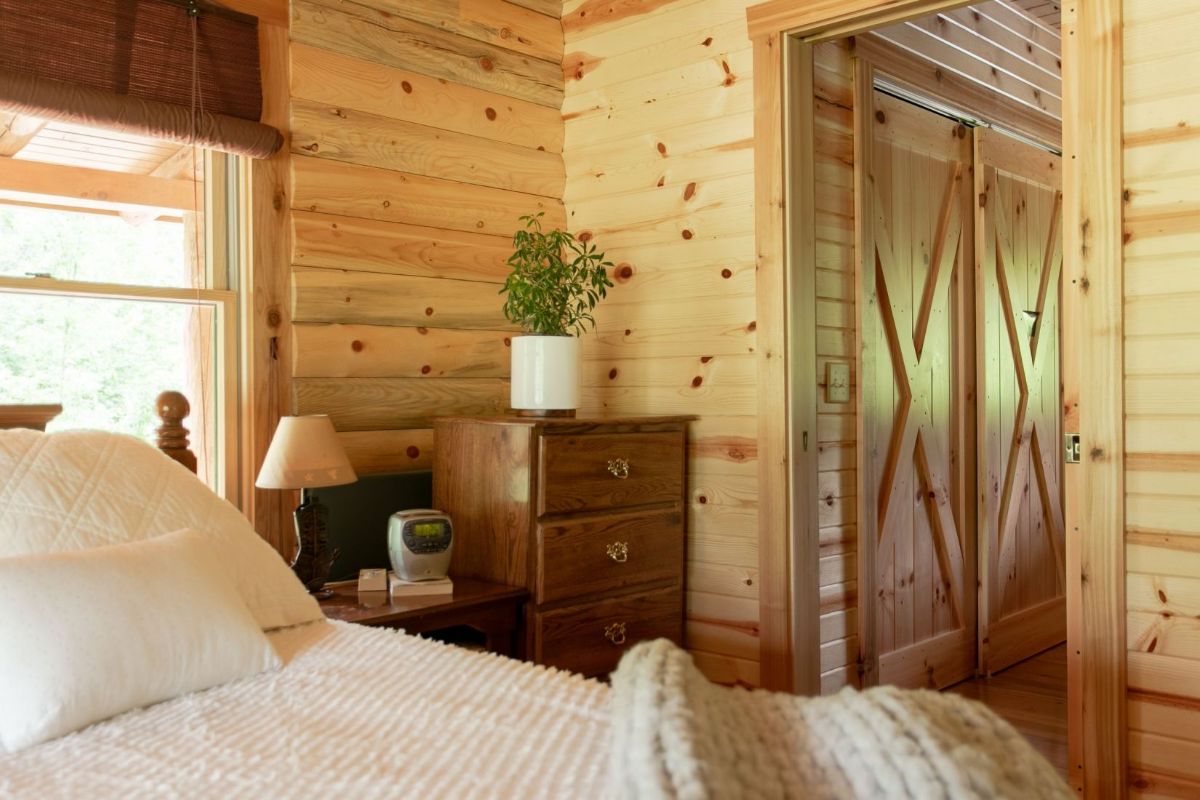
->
xmin=285 ymin=0 xmax=566 ymax=473
xmin=1122 ymin=0 xmax=1200 ymax=793
xmin=563 ymin=0 xmax=762 ymax=686
xmin=811 ymin=41 xmax=861 ymax=695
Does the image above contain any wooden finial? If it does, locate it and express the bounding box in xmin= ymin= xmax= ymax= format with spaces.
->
xmin=155 ymin=391 xmax=198 ymax=474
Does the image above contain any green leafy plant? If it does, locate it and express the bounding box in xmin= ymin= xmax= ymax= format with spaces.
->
xmin=500 ymin=213 xmax=614 ymax=336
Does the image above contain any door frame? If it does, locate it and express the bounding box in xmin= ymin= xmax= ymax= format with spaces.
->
xmin=746 ymin=0 xmax=1126 ymax=795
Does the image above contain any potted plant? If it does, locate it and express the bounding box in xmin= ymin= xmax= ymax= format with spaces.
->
xmin=501 ymin=213 xmax=613 ymax=416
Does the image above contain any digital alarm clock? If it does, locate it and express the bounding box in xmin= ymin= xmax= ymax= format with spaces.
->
xmin=388 ymin=509 xmax=453 ymax=582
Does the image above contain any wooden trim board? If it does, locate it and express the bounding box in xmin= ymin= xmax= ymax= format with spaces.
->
xmin=752 ymin=30 xmax=793 ymax=692
xmin=1062 ymin=0 xmax=1126 ymax=795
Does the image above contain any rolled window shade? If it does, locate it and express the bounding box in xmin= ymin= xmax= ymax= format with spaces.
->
xmin=0 ymin=0 xmax=283 ymax=159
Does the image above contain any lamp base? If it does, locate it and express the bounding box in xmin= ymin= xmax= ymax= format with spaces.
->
xmin=292 ymin=490 xmax=340 ymax=595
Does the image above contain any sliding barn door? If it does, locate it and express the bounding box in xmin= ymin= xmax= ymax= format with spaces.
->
xmin=859 ymin=90 xmax=976 ymax=689
xmin=975 ymin=128 xmax=1065 ymax=674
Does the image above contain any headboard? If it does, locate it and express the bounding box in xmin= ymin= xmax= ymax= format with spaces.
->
xmin=0 ymin=392 xmax=198 ymax=474
xmin=0 ymin=404 xmax=62 ymax=432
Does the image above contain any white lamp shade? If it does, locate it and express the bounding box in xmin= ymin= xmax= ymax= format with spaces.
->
xmin=255 ymin=415 xmax=357 ymax=490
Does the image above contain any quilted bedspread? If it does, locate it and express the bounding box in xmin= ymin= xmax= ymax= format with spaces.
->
xmin=0 ymin=621 xmax=611 ymax=798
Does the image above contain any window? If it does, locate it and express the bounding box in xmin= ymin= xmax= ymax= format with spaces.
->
xmin=0 ymin=118 xmax=242 ymax=499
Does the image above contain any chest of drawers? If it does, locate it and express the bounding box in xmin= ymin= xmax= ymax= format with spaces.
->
xmin=433 ymin=416 xmax=691 ymax=677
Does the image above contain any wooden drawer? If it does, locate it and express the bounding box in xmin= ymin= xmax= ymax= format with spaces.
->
xmin=537 ymin=431 xmax=684 ymax=516
xmin=536 ymin=508 xmax=683 ymax=605
xmin=533 ymin=586 xmax=683 ymax=677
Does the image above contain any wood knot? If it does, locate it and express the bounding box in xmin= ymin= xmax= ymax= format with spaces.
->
xmin=623 ymin=328 xmax=632 ymax=336
xmin=421 ymin=365 xmax=432 ymax=374
xmin=609 ymin=368 xmax=618 ymax=380
xmin=700 ymin=356 xmax=712 ymax=363
xmin=616 ymin=264 xmax=634 ymax=281
xmin=683 ymin=182 xmax=697 ymax=201
xmin=697 ymin=495 xmax=708 ymax=504
xmin=479 ymin=57 xmax=494 ymax=71
xmin=425 ymin=307 xmax=434 ymax=316
xmin=746 ymin=320 xmax=757 ymax=332
xmin=681 ymin=229 xmax=694 ymax=240
xmin=578 ymin=230 xmax=593 ymax=243
xmin=406 ymin=446 xmax=420 ymax=459
xmin=721 ymin=268 xmax=732 ymax=279
xmin=266 ymin=308 xmax=282 ymax=327
xmin=417 ymin=326 xmax=429 ymax=335
xmin=350 ymin=340 xmax=364 ymax=352
xmin=875 ymin=110 xmax=886 ymax=124
xmin=503 ymin=336 xmax=511 ymax=346
xmin=691 ymin=376 xmax=703 ymax=387
xmin=702 ymin=36 xmax=713 ymax=46
xmin=485 ymin=107 xmax=497 ymax=120
xmin=401 ymin=81 xmax=412 ymax=94
xmin=656 ymin=142 xmax=667 ymax=156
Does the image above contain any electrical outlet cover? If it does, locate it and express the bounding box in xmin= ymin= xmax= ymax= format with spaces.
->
xmin=826 ymin=361 xmax=850 ymax=404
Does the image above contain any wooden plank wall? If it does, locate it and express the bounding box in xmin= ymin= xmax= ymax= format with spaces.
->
xmin=813 ymin=41 xmax=862 ymax=694
xmin=561 ymin=0 xmax=766 ymax=687
xmin=284 ymin=0 xmax=566 ymax=474
xmin=1122 ymin=0 xmax=1200 ymax=794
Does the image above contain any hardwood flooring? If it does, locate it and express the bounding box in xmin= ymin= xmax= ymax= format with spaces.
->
xmin=946 ymin=644 xmax=1068 ymax=777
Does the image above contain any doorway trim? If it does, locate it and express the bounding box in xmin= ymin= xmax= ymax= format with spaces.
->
xmin=746 ymin=0 xmax=1126 ymax=795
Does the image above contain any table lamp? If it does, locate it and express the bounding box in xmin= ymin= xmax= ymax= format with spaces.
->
xmin=256 ymin=415 xmax=357 ymax=598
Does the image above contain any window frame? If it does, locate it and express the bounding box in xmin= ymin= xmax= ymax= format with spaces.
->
xmin=0 ymin=147 xmax=244 ymax=502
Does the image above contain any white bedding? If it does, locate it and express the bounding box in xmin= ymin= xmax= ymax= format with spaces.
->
xmin=0 ymin=621 xmax=610 ymax=799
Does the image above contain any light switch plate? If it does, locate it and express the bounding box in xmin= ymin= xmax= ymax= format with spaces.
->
xmin=826 ymin=361 xmax=850 ymax=404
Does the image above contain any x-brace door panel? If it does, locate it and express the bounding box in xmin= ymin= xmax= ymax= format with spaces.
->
xmin=860 ymin=90 xmax=976 ymax=690
xmin=975 ymin=128 xmax=1065 ymax=674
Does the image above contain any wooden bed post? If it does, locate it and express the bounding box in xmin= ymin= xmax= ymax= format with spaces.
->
xmin=155 ymin=391 xmax=199 ymax=474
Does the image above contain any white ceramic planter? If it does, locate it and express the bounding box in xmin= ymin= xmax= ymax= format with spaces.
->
xmin=510 ymin=335 xmax=580 ymax=413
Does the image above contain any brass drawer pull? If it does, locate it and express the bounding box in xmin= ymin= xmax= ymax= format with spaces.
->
xmin=607 ymin=457 xmax=630 ymax=479
xmin=606 ymin=541 xmax=629 ymax=563
xmin=604 ymin=621 xmax=627 ymax=646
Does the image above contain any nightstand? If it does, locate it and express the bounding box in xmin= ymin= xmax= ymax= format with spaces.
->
xmin=319 ymin=578 xmax=529 ymax=657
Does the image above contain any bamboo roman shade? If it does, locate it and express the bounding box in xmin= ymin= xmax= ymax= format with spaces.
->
xmin=0 ymin=0 xmax=282 ymax=158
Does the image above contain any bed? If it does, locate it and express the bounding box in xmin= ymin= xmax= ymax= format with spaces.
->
xmin=0 ymin=621 xmax=610 ymax=798
xmin=0 ymin=408 xmax=1071 ymax=799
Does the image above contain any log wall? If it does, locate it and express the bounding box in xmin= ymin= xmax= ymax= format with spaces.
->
xmin=286 ymin=0 xmax=566 ymax=472
xmin=1122 ymin=0 xmax=1200 ymax=793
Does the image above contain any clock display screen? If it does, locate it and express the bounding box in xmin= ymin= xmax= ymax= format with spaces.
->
xmin=412 ymin=522 xmax=445 ymax=537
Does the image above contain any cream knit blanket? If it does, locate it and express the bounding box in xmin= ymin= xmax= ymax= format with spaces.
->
xmin=608 ymin=639 xmax=1071 ymax=800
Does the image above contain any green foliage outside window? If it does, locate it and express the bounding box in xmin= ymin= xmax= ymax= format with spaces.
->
xmin=0 ymin=205 xmax=190 ymax=439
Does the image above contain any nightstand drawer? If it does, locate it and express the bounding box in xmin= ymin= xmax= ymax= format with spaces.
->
xmin=536 ymin=508 xmax=683 ymax=604
xmin=537 ymin=431 xmax=684 ymax=516
xmin=533 ymin=586 xmax=682 ymax=677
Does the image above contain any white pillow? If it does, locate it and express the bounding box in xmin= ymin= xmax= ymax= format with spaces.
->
xmin=0 ymin=429 xmax=321 ymax=630
xmin=0 ymin=528 xmax=282 ymax=752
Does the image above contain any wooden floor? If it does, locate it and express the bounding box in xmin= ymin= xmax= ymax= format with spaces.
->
xmin=946 ymin=644 xmax=1068 ymax=777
